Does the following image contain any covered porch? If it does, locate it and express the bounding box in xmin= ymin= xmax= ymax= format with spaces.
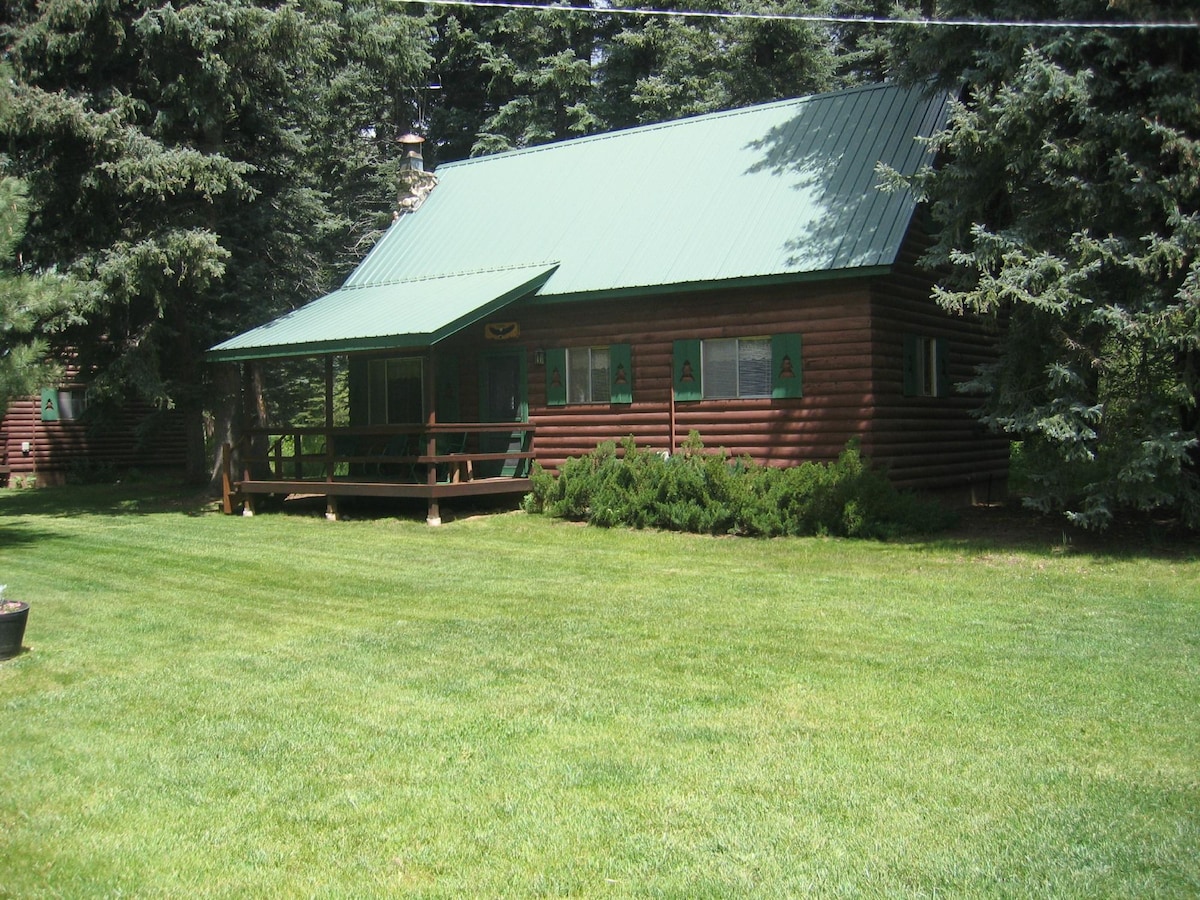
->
xmin=220 ymin=420 xmax=534 ymax=525
xmin=208 ymin=263 xmax=557 ymax=524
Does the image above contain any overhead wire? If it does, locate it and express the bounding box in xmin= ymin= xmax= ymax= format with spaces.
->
xmin=390 ymin=0 xmax=1200 ymax=30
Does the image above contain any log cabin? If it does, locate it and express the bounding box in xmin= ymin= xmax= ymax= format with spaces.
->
xmin=208 ymin=81 xmax=1009 ymax=524
xmin=1 ymin=360 xmax=188 ymax=487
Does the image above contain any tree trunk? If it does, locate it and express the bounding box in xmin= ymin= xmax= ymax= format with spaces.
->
xmin=207 ymin=362 xmax=242 ymax=494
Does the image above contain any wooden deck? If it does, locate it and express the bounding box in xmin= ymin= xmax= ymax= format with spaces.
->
xmin=221 ymin=423 xmax=535 ymax=525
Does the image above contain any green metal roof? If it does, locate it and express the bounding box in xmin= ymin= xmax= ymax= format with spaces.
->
xmin=207 ymin=264 xmax=557 ymax=361
xmin=209 ymin=82 xmax=949 ymax=361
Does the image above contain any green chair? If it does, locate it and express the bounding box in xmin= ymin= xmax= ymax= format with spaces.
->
xmin=499 ymin=430 xmax=529 ymax=478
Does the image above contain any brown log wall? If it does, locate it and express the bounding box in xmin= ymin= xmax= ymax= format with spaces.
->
xmin=423 ymin=225 xmax=1008 ymax=499
xmin=864 ymin=230 xmax=1010 ymax=495
xmin=1 ymin=393 xmax=188 ymax=487
xmin=442 ymin=280 xmax=880 ymax=471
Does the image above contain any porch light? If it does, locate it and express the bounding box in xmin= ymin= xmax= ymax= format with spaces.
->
xmin=534 ymin=349 xmax=546 ymax=366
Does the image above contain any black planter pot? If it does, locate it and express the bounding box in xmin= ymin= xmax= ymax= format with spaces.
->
xmin=0 ymin=602 xmax=30 ymax=659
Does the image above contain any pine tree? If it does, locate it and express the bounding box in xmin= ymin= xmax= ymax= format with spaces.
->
xmin=423 ymin=0 xmax=931 ymax=158
xmin=0 ymin=172 xmax=79 ymax=411
xmin=597 ymin=0 xmax=839 ymax=128
xmin=1 ymin=0 xmax=431 ymax=480
xmin=426 ymin=2 xmax=606 ymax=159
xmin=895 ymin=0 xmax=1200 ymax=527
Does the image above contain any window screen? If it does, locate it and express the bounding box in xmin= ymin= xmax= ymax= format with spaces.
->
xmin=702 ymin=337 xmax=771 ymax=399
xmin=367 ymin=357 xmax=423 ymax=424
xmin=567 ymin=347 xmax=611 ymax=403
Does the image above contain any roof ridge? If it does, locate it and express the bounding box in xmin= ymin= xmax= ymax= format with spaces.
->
xmin=343 ymin=261 xmax=559 ymax=290
xmin=438 ymin=81 xmax=907 ymax=170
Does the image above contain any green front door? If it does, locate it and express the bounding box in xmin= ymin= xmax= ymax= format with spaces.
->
xmin=479 ymin=350 xmax=528 ymax=477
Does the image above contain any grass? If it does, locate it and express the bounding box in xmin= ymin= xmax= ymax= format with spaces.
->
xmin=0 ymin=483 xmax=1197 ymax=897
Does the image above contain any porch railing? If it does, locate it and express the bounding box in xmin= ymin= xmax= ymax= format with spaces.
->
xmin=220 ymin=422 xmax=536 ymax=521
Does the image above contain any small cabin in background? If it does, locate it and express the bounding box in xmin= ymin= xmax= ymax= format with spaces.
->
xmin=208 ymin=82 xmax=1009 ymax=523
xmin=1 ymin=360 xmax=187 ymax=487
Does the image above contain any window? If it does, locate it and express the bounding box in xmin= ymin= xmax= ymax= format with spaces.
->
xmin=568 ymin=347 xmax=611 ymax=404
xmin=40 ymin=388 xmax=87 ymax=422
xmin=546 ymin=344 xmax=633 ymax=406
xmin=366 ymin=357 xmax=423 ymax=424
xmin=903 ymin=335 xmax=949 ymax=398
xmin=701 ymin=337 xmax=772 ymax=399
xmin=673 ymin=334 xmax=802 ymax=401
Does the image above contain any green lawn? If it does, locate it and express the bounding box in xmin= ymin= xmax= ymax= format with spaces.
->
xmin=1 ymin=485 xmax=1197 ymax=897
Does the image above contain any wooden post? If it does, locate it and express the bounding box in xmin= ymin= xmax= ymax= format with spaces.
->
xmin=425 ymin=354 xmax=441 ymax=525
xmin=668 ymin=352 xmax=677 ymax=455
xmin=220 ymin=442 xmax=235 ymax=515
xmin=240 ymin=363 xmax=254 ymax=483
xmin=324 ymin=355 xmax=335 ymax=482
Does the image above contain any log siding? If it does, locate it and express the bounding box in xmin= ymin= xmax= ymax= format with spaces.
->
xmin=865 ymin=231 xmax=1009 ymax=495
xmin=434 ymin=231 xmax=1008 ymax=498
xmin=519 ymin=282 xmax=879 ymax=469
xmin=2 ymin=386 xmax=188 ymax=487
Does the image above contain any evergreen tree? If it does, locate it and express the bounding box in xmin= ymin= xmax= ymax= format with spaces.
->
xmin=598 ymin=0 xmax=843 ymax=128
xmin=1 ymin=0 xmax=431 ymax=480
xmin=0 ymin=171 xmax=80 ymax=410
xmin=594 ymin=0 xmax=932 ymax=128
xmin=424 ymin=0 xmax=930 ymax=160
xmin=426 ymin=2 xmax=606 ymax=159
xmin=894 ymin=0 xmax=1200 ymax=527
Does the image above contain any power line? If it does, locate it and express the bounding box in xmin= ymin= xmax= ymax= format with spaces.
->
xmin=392 ymin=0 xmax=1200 ymax=30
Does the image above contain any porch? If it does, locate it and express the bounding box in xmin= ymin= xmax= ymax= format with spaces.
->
xmin=221 ymin=422 xmax=535 ymax=525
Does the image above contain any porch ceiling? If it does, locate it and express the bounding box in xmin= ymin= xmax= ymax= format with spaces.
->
xmin=206 ymin=263 xmax=558 ymax=362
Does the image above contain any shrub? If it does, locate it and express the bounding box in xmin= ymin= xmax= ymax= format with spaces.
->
xmin=523 ymin=433 xmax=955 ymax=539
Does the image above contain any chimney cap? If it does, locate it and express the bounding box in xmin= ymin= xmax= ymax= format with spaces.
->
xmin=398 ymin=132 xmax=426 ymax=172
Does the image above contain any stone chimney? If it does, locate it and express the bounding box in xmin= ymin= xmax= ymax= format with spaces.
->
xmin=396 ymin=133 xmax=437 ymax=215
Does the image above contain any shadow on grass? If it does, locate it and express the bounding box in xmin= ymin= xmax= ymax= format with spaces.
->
xmin=0 ymin=482 xmax=522 ymax=526
xmin=0 ymin=519 xmax=65 ymax=550
xmin=0 ymin=481 xmax=219 ymax=520
xmin=913 ymin=502 xmax=1199 ymax=561
xmin=222 ymin=489 xmax=1193 ymax=561
xmin=273 ymin=493 xmax=525 ymax=524
xmin=2 ymin=483 xmax=1193 ymax=561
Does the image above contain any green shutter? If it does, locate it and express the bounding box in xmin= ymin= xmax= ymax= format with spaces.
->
xmin=40 ymin=388 xmax=60 ymax=422
xmin=609 ymin=343 xmax=633 ymax=404
xmin=545 ymin=347 xmax=567 ymax=406
xmin=935 ymin=337 xmax=951 ymax=398
xmin=673 ymin=339 xmax=701 ymax=401
xmin=771 ymin=333 xmax=803 ymax=399
xmin=902 ymin=334 xmax=918 ymax=397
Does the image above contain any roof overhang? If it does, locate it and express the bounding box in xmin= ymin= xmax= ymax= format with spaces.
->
xmin=206 ymin=263 xmax=558 ymax=362
xmin=521 ymin=263 xmax=896 ymax=307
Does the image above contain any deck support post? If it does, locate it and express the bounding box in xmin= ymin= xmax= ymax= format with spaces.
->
xmin=242 ymin=494 xmax=256 ymax=517
xmin=324 ymin=355 xmax=336 ymax=483
xmin=326 ymin=495 xmax=340 ymax=521
xmin=425 ymin=354 xmax=441 ymax=527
